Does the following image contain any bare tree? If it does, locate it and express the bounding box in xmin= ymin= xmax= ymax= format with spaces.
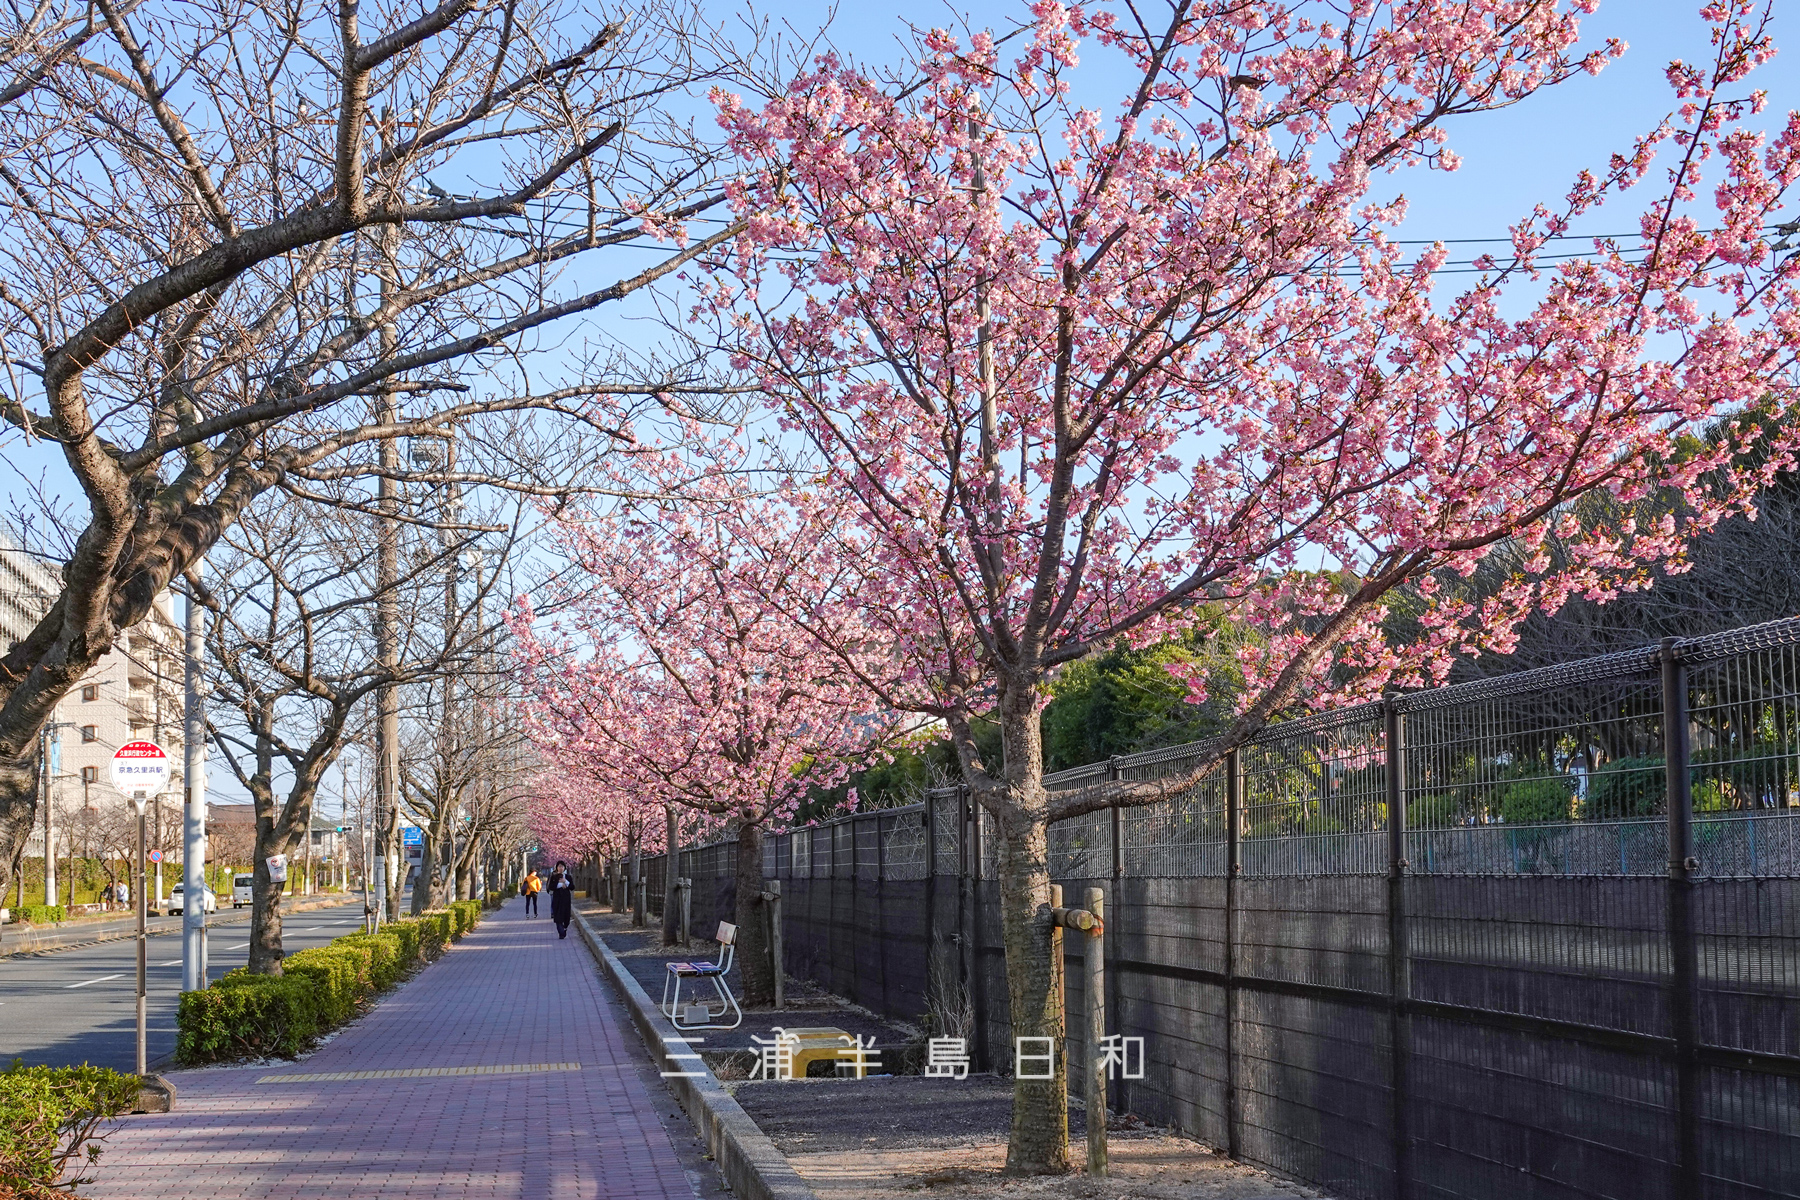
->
xmin=204 ymin=488 xmax=522 ymax=971
xmin=0 ymin=0 xmax=746 ymax=902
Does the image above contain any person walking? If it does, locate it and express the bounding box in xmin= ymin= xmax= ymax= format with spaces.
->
xmin=522 ymin=869 xmax=541 ymax=916
xmin=548 ymin=861 xmax=575 ymax=939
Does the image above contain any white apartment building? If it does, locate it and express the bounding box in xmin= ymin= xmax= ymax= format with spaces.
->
xmin=3 ymin=529 xmax=186 ymax=874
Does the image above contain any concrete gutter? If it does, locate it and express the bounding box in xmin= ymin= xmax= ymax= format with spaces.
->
xmin=0 ymin=894 xmax=353 ymax=958
xmin=573 ymin=908 xmax=818 ymax=1200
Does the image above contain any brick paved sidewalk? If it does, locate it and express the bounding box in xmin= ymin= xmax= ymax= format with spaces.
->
xmin=83 ymin=898 xmax=701 ymax=1200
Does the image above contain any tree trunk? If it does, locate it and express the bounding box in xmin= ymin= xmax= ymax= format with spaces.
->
xmin=733 ymin=821 xmax=773 ymax=1006
xmin=411 ymin=833 xmax=437 ymax=915
xmin=0 ymin=754 xmax=35 ymax=905
xmin=248 ymin=839 xmax=289 ymax=975
xmin=662 ymin=805 xmax=681 ymax=946
xmin=993 ymin=684 xmax=1070 ymax=1176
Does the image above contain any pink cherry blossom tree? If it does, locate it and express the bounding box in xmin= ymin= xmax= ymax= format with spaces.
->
xmin=708 ymin=1 xmax=1800 ymax=1171
xmin=512 ymin=478 xmax=895 ymax=1002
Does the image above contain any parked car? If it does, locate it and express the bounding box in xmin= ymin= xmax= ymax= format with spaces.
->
xmin=165 ymin=884 xmax=217 ymax=915
xmin=232 ymin=874 xmax=255 ymax=908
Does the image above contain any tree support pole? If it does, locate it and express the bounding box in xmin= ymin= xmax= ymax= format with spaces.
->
xmin=760 ymin=879 xmax=784 ymax=1009
xmin=1050 ymin=890 xmax=1105 ymax=1174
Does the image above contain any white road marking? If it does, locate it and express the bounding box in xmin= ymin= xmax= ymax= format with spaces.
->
xmin=156 ymin=959 xmax=182 ymax=966
xmin=65 ymin=973 xmax=125 ymax=988
xmin=225 ymin=941 xmax=249 ymax=949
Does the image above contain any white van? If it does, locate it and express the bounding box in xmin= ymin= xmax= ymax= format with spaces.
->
xmin=232 ymin=874 xmax=256 ymax=908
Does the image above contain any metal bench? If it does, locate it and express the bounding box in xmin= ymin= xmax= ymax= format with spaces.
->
xmin=661 ymin=920 xmax=742 ymax=1030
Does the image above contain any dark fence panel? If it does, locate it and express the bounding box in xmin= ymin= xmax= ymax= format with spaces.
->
xmin=616 ymin=619 xmax=1800 ymax=1200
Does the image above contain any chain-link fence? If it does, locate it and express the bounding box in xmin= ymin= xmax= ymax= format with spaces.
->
xmin=615 ymin=618 xmax=1800 ymax=1200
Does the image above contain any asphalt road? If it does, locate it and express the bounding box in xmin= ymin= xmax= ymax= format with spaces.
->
xmin=0 ymin=898 xmax=370 ymax=1071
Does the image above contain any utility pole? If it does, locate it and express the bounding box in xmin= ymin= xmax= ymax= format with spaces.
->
xmin=371 ymin=156 xmax=402 ymax=929
xmin=40 ymin=719 xmax=57 ymax=906
xmin=183 ymin=583 xmax=208 ymax=991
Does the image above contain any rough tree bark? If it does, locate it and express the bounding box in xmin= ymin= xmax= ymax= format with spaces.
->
xmin=731 ymin=821 xmax=773 ymax=1007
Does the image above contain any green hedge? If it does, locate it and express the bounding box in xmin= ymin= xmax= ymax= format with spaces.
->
xmin=177 ymin=904 xmax=484 ymax=1065
xmin=178 ymin=972 xmax=322 ymax=1062
xmin=282 ymin=946 xmax=370 ymax=1026
xmin=0 ymin=1059 xmax=139 ymax=1195
xmin=335 ymin=932 xmax=404 ymax=989
xmin=15 ymin=904 xmax=65 ymax=925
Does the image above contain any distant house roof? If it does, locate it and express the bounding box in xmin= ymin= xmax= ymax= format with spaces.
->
xmin=205 ymin=802 xmax=257 ymax=827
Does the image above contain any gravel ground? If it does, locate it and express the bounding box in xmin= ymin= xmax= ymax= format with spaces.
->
xmin=734 ymin=1075 xmax=1089 ymax=1152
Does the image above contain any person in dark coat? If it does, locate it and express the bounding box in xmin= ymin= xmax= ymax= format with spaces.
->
xmin=548 ymin=861 xmax=575 ymax=939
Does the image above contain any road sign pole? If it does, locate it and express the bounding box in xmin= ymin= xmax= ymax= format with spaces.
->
xmin=134 ymin=790 xmax=148 ymax=1078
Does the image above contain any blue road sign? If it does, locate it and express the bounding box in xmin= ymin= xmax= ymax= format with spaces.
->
xmin=402 ymin=826 xmax=423 ymax=847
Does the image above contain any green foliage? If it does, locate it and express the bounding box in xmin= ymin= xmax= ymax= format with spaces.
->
xmin=1042 ymin=621 xmax=1252 ymax=774
xmin=384 ymin=920 xmax=423 ymax=964
xmin=335 ymin=932 xmax=403 ymax=989
xmin=1694 ymin=778 xmax=1732 ymax=813
xmin=282 ymin=947 xmax=370 ymax=1026
xmin=177 ymin=972 xmax=322 ymax=1063
xmin=15 ymin=905 xmax=65 ymax=925
xmin=1500 ymin=776 xmax=1576 ymax=824
xmin=448 ymin=900 xmax=481 ymax=937
xmin=0 ymin=1059 xmax=139 ymax=1196
xmin=1583 ymin=756 xmax=1665 ymax=820
xmin=1408 ymin=792 xmax=1462 ymax=829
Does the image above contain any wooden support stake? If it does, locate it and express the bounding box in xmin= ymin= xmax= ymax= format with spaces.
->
xmin=1085 ymin=886 xmax=1107 ymax=1176
xmin=760 ymin=879 xmax=785 ymax=1009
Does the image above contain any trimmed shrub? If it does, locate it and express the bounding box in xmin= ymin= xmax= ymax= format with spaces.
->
xmin=177 ymin=971 xmax=321 ymax=1063
xmin=1583 ymin=756 xmax=1665 ymax=820
xmin=16 ymin=904 xmax=66 ymax=925
xmin=384 ymin=920 xmax=423 ymax=965
xmin=336 ymin=932 xmax=404 ymax=989
xmin=0 ymin=1059 xmax=139 ymax=1196
xmin=1408 ymin=792 xmax=1462 ymax=829
xmin=282 ymin=947 xmax=370 ymax=1026
xmin=448 ymin=900 xmax=481 ymax=937
xmin=1500 ymin=777 xmax=1575 ymax=824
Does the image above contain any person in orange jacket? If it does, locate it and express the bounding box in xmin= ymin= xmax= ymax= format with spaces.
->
xmin=522 ymin=869 xmax=541 ymax=916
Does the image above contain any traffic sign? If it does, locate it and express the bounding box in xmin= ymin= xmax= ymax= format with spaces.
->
xmin=148 ymin=850 xmax=163 ymax=863
xmin=402 ymin=826 xmax=423 ymax=847
xmin=110 ymin=740 xmax=171 ymax=793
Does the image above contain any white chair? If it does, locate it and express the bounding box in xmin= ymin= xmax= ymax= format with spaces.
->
xmin=661 ymin=921 xmax=742 ymax=1030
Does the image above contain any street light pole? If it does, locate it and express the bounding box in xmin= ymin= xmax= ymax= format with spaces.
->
xmin=182 ymin=583 xmax=208 ymax=992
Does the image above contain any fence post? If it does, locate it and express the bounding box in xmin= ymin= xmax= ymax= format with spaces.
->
xmin=1108 ymin=756 xmax=1125 ymax=1117
xmin=1384 ymin=696 xmax=1413 ymax=1200
xmin=1224 ymin=746 xmax=1243 ymax=1161
xmin=1662 ymin=637 xmax=1700 ymax=1198
xmin=876 ymin=811 xmax=889 ymax=1016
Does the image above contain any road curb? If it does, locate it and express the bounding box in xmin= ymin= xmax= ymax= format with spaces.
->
xmin=0 ymin=895 xmax=353 ymax=958
xmin=573 ymin=909 xmax=818 ymax=1200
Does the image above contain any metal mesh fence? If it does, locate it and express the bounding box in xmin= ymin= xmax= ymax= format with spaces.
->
xmin=610 ymin=618 xmax=1800 ymax=1200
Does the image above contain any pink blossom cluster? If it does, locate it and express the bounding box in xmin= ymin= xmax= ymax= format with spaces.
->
xmin=511 ymin=465 xmax=896 ymax=848
xmin=700 ymin=0 xmax=1800 ymax=757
